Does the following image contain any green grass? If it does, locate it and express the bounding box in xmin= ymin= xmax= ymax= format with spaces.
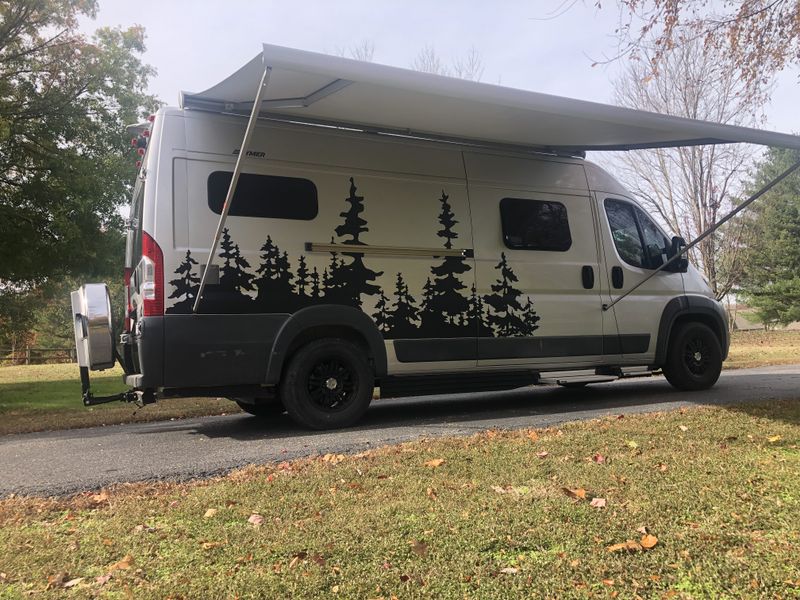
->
xmin=0 ymin=328 xmax=798 ymax=436
xmin=0 ymin=402 xmax=798 ymax=598
xmin=0 ymin=364 xmax=237 ymax=435
xmin=725 ymin=329 xmax=800 ymax=369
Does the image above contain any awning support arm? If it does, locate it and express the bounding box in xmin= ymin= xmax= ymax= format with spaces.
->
xmin=193 ymin=65 xmax=272 ymax=313
xmin=603 ymin=157 xmax=800 ymax=312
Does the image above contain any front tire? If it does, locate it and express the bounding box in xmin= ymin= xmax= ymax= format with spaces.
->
xmin=662 ymin=322 xmax=722 ymax=391
xmin=280 ymin=338 xmax=374 ymax=430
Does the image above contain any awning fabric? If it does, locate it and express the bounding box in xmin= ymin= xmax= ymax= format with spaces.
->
xmin=180 ymin=43 xmax=800 ymax=154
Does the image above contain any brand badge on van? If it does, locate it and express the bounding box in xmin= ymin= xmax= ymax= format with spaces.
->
xmin=232 ymin=149 xmax=266 ymax=158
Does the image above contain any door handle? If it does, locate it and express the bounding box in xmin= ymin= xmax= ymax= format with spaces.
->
xmin=581 ymin=265 xmax=594 ymax=289
xmin=611 ymin=266 xmax=624 ymax=289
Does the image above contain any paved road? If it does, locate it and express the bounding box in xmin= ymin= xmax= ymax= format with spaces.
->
xmin=1 ymin=365 xmax=797 ymax=497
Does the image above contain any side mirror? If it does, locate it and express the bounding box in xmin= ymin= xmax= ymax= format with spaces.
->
xmin=665 ymin=236 xmax=689 ymax=273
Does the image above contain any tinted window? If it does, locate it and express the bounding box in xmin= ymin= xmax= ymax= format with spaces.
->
xmin=636 ymin=207 xmax=670 ymax=268
xmin=500 ymin=198 xmax=572 ymax=251
xmin=208 ymin=171 xmax=318 ymax=220
xmin=605 ymin=199 xmax=646 ymax=267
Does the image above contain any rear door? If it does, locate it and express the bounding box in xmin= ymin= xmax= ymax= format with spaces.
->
xmin=465 ymin=153 xmax=608 ymax=369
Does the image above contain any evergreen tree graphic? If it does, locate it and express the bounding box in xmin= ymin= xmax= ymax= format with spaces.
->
xmin=218 ymin=228 xmax=254 ymax=296
xmin=167 ymin=250 xmax=199 ymax=313
xmin=255 ymin=236 xmax=280 ymax=282
xmin=469 ymin=284 xmax=492 ymax=337
xmin=323 ymin=237 xmax=342 ymax=301
xmin=333 ymin=178 xmax=383 ymax=307
xmin=310 ymin=267 xmax=321 ymax=300
xmin=276 ymin=251 xmax=294 ymax=294
xmin=427 ymin=190 xmax=471 ymax=334
xmin=521 ymin=297 xmax=541 ymax=336
xmin=296 ymin=256 xmax=310 ymax=297
xmin=418 ymin=277 xmax=439 ymax=331
xmin=387 ymin=272 xmax=419 ymax=338
xmin=372 ymin=290 xmax=391 ymax=334
xmin=483 ymin=252 xmax=528 ymax=337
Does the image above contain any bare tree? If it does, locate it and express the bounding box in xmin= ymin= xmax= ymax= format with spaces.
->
xmin=334 ymin=40 xmax=375 ymax=62
xmin=605 ymin=0 xmax=799 ymax=93
xmin=608 ymin=38 xmax=767 ymax=300
xmin=411 ymin=45 xmax=485 ymax=81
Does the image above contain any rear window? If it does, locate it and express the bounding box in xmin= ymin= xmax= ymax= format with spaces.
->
xmin=499 ymin=198 xmax=572 ymax=251
xmin=208 ymin=171 xmax=318 ymax=220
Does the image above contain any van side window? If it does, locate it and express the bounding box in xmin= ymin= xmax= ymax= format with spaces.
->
xmin=499 ymin=198 xmax=572 ymax=251
xmin=605 ymin=199 xmax=669 ymax=269
xmin=208 ymin=172 xmax=318 ymax=220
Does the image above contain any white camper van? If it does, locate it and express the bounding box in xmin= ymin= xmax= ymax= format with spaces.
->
xmin=72 ymin=44 xmax=800 ymax=429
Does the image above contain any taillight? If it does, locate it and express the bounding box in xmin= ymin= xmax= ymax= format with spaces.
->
xmin=141 ymin=231 xmax=164 ymax=316
xmin=123 ymin=267 xmax=133 ymax=331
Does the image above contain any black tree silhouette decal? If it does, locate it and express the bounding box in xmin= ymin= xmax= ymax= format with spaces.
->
xmin=332 ymin=178 xmax=383 ymax=307
xmin=372 ymin=289 xmax=391 ymax=334
xmin=387 ymin=272 xmax=419 ymax=338
xmin=167 ymin=250 xmax=199 ymax=313
xmin=310 ymin=266 xmax=321 ymax=300
xmin=483 ymin=252 xmax=538 ymax=337
xmin=219 ymin=227 xmax=254 ymax=296
xmin=295 ymin=256 xmax=310 ymax=298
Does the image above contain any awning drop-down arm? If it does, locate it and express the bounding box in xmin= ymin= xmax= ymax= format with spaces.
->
xmin=603 ymin=157 xmax=800 ymax=312
xmin=193 ymin=65 xmax=273 ymax=313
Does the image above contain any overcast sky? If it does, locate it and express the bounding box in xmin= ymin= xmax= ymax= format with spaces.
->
xmin=81 ymin=0 xmax=797 ymax=133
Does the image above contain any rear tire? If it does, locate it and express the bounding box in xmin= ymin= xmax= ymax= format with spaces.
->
xmin=280 ymin=338 xmax=374 ymax=430
xmin=662 ymin=322 xmax=722 ymax=391
xmin=234 ymin=397 xmax=285 ymax=417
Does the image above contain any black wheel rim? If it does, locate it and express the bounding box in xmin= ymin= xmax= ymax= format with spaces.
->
xmin=307 ymin=357 xmax=357 ymax=411
xmin=683 ymin=336 xmax=712 ymax=376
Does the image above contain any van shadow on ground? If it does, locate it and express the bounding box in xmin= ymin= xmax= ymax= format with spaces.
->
xmin=168 ymin=368 xmax=799 ymax=443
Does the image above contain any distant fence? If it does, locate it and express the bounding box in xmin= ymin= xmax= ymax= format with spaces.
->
xmin=0 ymin=347 xmax=76 ymax=366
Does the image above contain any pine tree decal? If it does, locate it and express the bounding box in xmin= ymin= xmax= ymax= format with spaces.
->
xmin=418 ymin=277 xmax=438 ymax=330
xmin=333 ymin=178 xmax=383 ymax=307
xmin=310 ymin=267 xmax=321 ymax=300
xmin=483 ymin=252 xmax=529 ymax=337
xmin=387 ymin=272 xmax=419 ymax=338
xmin=427 ymin=190 xmax=471 ymax=335
xmin=469 ymin=284 xmax=492 ymax=337
xmin=254 ymin=236 xmax=293 ymax=310
xmin=295 ymin=256 xmax=310 ymax=297
xmin=218 ymin=228 xmax=254 ymax=296
xmin=521 ymin=297 xmax=541 ymax=336
xmin=372 ymin=290 xmax=391 ymax=334
xmin=167 ymin=250 xmax=199 ymax=313
xmin=255 ymin=236 xmax=280 ymax=283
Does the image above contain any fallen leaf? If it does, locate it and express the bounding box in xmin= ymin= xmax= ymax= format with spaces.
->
xmin=95 ymin=574 xmax=111 ymax=586
xmin=590 ymin=497 xmax=607 ymax=508
xmin=424 ymin=458 xmax=445 ymax=468
xmin=607 ymin=540 xmax=642 ymax=553
xmin=562 ymin=487 xmax=587 ymax=500
xmin=592 ymin=453 xmax=606 ymax=464
xmin=332 ymin=585 xmax=340 ymax=593
xmin=767 ymin=435 xmax=782 ymax=443
xmin=409 ymin=540 xmax=428 ymax=557
xmin=636 ymin=526 xmax=649 ymax=535
xmin=640 ymin=534 xmax=659 ymax=549
xmin=47 ymin=573 xmax=69 ymax=590
xmin=678 ymin=425 xmax=689 ymax=432
xmin=92 ymin=491 xmax=109 ymax=503
xmin=602 ymin=578 xmax=615 ymax=586
xmin=201 ymin=541 xmax=224 ymax=550
xmin=657 ymin=463 xmax=668 ymax=472
xmin=527 ymin=431 xmax=539 ymax=442
xmin=108 ymin=555 xmax=133 ymax=571
xmin=288 ymin=556 xmax=301 ymax=569
xmin=101 ymin=537 xmax=114 ymax=546
xmin=322 ymin=453 xmax=345 ymax=464
xmin=248 ymin=514 xmax=264 ymax=527
xmin=570 ymin=559 xmax=580 ymax=567
xmin=500 ymin=567 xmax=519 ymax=574
xmin=203 ymin=508 xmax=218 ymax=519
xmin=536 ymin=451 xmax=549 ymax=459
xmin=625 ymin=440 xmax=639 ymax=449
xmin=311 ymin=553 xmax=326 ymax=567
xmin=63 ymin=577 xmax=83 ymax=589
xmin=426 ymin=487 xmax=438 ymax=500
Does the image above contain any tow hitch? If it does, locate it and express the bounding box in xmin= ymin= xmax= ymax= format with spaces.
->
xmin=79 ymin=365 xmax=152 ymax=406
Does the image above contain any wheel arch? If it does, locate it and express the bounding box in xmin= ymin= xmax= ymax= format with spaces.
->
xmin=654 ymin=295 xmax=729 ymax=366
xmin=264 ymin=305 xmax=387 ymax=385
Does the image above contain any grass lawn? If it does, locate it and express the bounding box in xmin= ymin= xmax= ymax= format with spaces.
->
xmin=0 ymin=402 xmax=797 ymax=598
xmin=725 ymin=329 xmax=800 ymax=369
xmin=0 ymin=329 xmax=797 ymax=436
xmin=0 ymin=364 xmax=237 ymax=435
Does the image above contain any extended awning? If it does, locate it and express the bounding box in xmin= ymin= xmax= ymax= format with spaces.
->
xmin=181 ymin=43 xmax=800 ymax=154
